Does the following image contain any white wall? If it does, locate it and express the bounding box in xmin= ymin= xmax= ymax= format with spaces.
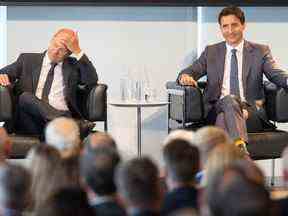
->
xmin=6 ymin=6 xmax=198 ymax=165
xmin=0 ymin=6 xmax=7 ymax=67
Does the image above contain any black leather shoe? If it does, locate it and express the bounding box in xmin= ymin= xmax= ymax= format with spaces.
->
xmin=78 ymin=120 xmax=95 ymax=139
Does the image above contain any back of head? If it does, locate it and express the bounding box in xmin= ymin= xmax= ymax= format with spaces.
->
xmin=115 ymin=157 xmax=160 ymax=208
xmin=45 ymin=117 xmax=80 ymax=157
xmin=83 ymin=132 xmax=117 ymax=153
xmin=229 ymin=159 xmax=265 ymax=186
xmin=0 ymin=164 xmax=31 ymax=211
xmin=35 ymin=187 xmax=95 ymax=216
xmin=163 ymin=130 xmax=195 ymax=147
xmin=81 ymin=146 xmax=121 ymax=196
xmin=208 ymin=167 xmax=270 ymax=216
xmin=27 ymin=144 xmax=69 ymax=209
xmin=163 ymin=138 xmax=200 ymax=184
xmin=194 ymin=126 xmax=231 ymax=166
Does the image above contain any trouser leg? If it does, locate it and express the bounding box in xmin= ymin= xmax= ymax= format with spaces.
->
xmin=214 ymin=95 xmax=248 ymax=142
xmin=17 ymin=92 xmax=71 ymax=135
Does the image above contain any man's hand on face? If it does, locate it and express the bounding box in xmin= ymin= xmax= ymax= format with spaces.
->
xmin=0 ymin=74 xmax=11 ymax=86
xmin=179 ymin=74 xmax=198 ymax=87
xmin=64 ymin=31 xmax=81 ymax=55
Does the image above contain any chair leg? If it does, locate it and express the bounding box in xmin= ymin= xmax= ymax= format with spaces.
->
xmin=104 ymin=121 xmax=108 ymax=132
xmin=271 ymin=158 xmax=275 ymax=186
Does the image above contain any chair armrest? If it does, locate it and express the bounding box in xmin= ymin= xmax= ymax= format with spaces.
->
xmin=264 ymin=81 xmax=288 ymax=122
xmin=166 ymin=81 xmax=205 ymax=123
xmin=81 ymin=83 xmax=107 ymax=121
xmin=0 ymin=86 xmax=13 ymax=121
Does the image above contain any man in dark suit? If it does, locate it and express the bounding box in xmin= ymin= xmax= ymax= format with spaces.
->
xmin=161 ymin=138 xmax=199 ymax=215
xmin=80 ymin=146 xmax=126 ymax=216
xmin=115 ymin=157 xmax=162 ymax=216
xmin=0 ymin=28 xmax=97 ymax=136
xmin=178 ymin=6 xmax=288 ymax=154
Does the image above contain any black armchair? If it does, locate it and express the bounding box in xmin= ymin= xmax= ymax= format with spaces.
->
xmin=166 ymin=80 xmax=288 ymax=185
xmin=0 ymin=83 xmax=108 ymax=159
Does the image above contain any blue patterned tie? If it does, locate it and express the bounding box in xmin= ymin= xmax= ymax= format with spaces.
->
xmin=230 ymin=49 xmax=240 ymax=97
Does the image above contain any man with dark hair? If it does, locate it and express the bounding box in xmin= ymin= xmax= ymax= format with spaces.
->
xmin=115 ymin=157 xmax=161 ymax=216
xmin=80 ymin=147 xmax=126 ymax=216
xmin=34 ymin=187 xmax=95 ymax=216
xmin=0 ymin=164 xmax=31 ymax=215
xmin=207 ymin=166 xmax=270 ymax=216
xmin=0 ymin=28 xmax=97 ymax=136
xmin=161 ymin=138 xmax=200 ymax=215
xmin=178 ymin=6 xmax=288 ymax=155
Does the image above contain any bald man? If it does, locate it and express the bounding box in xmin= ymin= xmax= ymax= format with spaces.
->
xmin=0 ymin=28 xmax=98 ymax=136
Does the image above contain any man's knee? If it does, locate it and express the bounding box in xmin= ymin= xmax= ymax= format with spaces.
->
xmin=221 ymin=95 xmax=242 ymax=110
xmin=18 ymin=92 xmax=36 ymax=109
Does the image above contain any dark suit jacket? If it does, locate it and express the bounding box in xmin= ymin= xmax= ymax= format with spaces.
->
xmin=179 ymin=41 xmax=288 ymax=106
xmin=92 ymin=201 xmax=127 ymax=216
xmin=0 ymin=52 xmax=98 ymax=118
xmin=161 ymin=186 xmax=198 ymax=216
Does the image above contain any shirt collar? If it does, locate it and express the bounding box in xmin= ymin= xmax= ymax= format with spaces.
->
xmin=43 ymin=52 xmax=63 ymax=67
xmin=226 ymin=39 xmax=244 ymax=54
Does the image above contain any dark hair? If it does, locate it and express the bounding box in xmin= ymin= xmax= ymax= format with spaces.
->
xmin=163 ymin=139 xmax=200 ymax=183
xmin=83 ymin=132 xmax=117 ymax=153
xmin=115 ymin=157 xmax=160 ymax=206
xmin=35 ymin=187 xmax=95 ymax=216
xmin=81 ymin=146 xmax=120 ymax=195
xmin=0 ymin=164 xmax=31 ymax=211
xmin=218 ymin=6 xmax=245 ymax=25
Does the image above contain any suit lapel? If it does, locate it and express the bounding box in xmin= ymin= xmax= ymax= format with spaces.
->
xmin=62 ymin=59 xmax=72 ymax=92
xmin=242 ymin=41 xmax=253 ymax=98
xmin=32 ymin=52 xmax=45 ymax=93
xmin=218 ymin=42 xmax=226 ymax=88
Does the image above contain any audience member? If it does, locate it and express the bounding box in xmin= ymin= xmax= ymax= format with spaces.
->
xmin=115 ymin=157 xmax=162 ymax=216
xmin=80 ymin=146 xmax=126 ymax=216
xmin=45 ymin=117 xmax=81 ymax=158
xmin=27 ymin=144 xmax=69 ymax=210
xmin=0 ymin=164 xmax=31 ymax=215
xmin=194 ymin=126 xmax=231 ymax=167
xmin=206 ymin=165 xmax=271 ymax=216
xmin=34 ymin=187 xmax=95 ymax=216
xmin=161 ymin=138 xmax=200 ymax=215
xmin=163 ymin=130 xmax=195 ymax=147
xmin=205 ymin=143 xmax=243 ymax=186
xmin=273 ymin=146 xmax=288 ymax=216
xmin=83 ymin=132 xmax=117 ymax=154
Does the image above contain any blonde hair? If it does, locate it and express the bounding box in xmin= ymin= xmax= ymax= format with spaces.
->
xmin=205 ymin=143 xmax=243 ymax=186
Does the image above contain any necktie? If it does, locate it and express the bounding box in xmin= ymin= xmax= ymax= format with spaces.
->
xmin=42 ymin=62 xmax=57 ymax=102
xmin=230 ymin=49 xmax=240 ymax=97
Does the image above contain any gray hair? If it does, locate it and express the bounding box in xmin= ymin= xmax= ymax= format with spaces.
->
xmin=45 ymin=117 xmax=80 ymax=153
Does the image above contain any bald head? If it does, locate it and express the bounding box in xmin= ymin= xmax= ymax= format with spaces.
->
xmin=45 ymin=117 xmax=80 ymax=157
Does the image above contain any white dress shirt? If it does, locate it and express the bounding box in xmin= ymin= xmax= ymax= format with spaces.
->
xmin=221 ymin=40 xmax=245 ymax=101
xmin=35 ymin=51 xmax=84 ymax=111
